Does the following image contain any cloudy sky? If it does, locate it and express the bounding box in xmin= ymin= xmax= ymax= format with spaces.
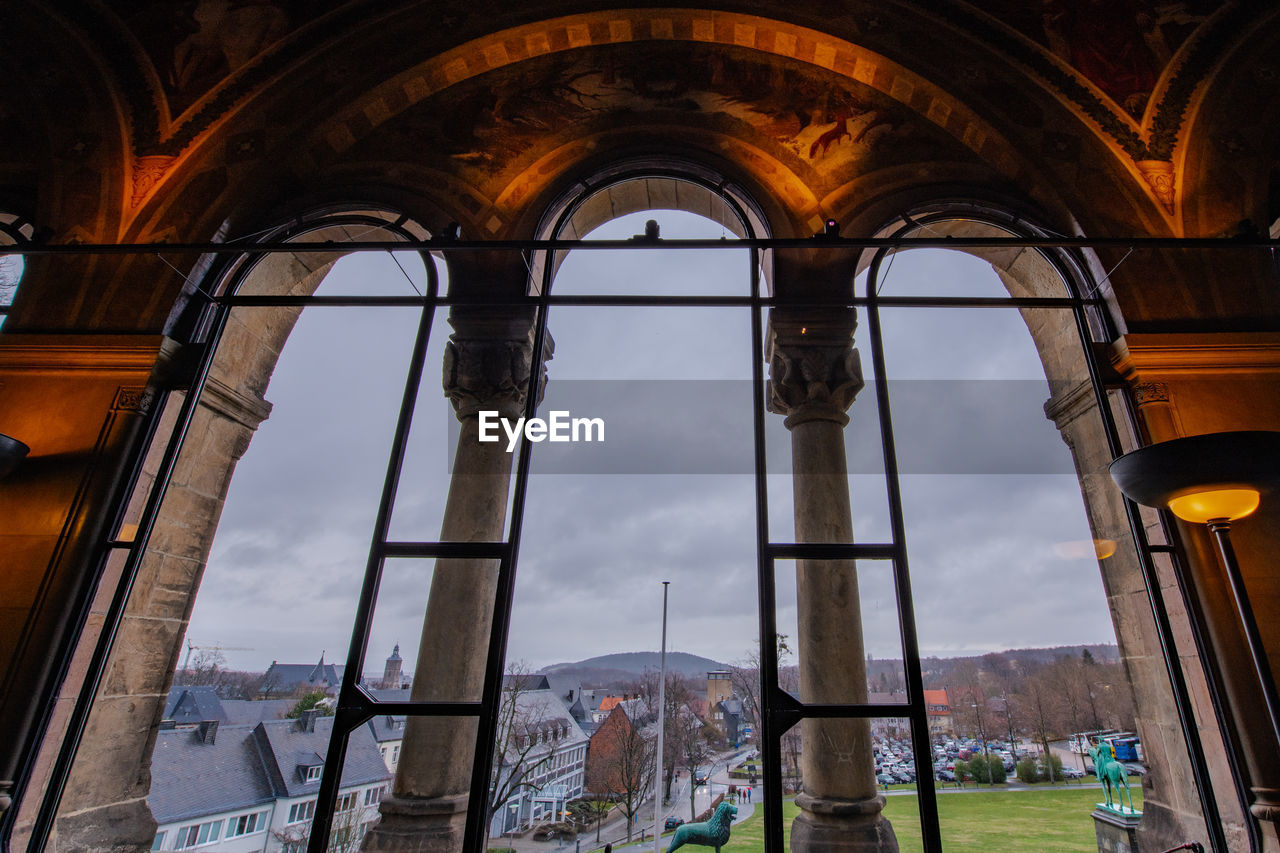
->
xmin=185 ymin=211 xmax=1118 ymax=680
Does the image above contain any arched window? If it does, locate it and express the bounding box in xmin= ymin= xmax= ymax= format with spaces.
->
xmin=42 ymin=192 xmax=1202 ymax=853
xmin=0 ymin=213 xmax=34 ymax=329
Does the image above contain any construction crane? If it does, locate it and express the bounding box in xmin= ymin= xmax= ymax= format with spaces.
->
xmin=180 ymin=640 xmax=254 ymax=674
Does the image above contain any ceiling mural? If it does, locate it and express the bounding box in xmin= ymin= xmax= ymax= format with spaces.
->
xmin=55 ymin=0 xmax=1249 ymax=165
xmin=968 ymin=0 xmax=1215 ymax=117
xmin=361 ymin=43 xmax=969 ymax=194
xmin=121 ymin=0 xmax=345 ymax=116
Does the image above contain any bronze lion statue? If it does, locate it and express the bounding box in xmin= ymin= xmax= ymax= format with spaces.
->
xmin=667 ymin=801 xmax=738 ymax=853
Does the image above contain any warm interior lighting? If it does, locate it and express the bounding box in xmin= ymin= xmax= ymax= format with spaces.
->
xmin=1167 ymin=488 xmax=1261 ymax=524
xmin=1051 ymin=538 xmax=1117 ymax=560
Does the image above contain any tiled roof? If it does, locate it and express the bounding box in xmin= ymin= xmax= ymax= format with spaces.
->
xmin=260 ymin=654 xmax=344 ymax=695
xmin=149 ymin=716 xmax=390 ymax=825
xmin=149 ymin=725 xmax=274 ymax=824
xmin=252 ymin=716 xmax=389 ymax=799
xmin=163 ymin=686 xmax=227 ymax=725
xmin=922 ymin=689 xmax=950 ymax=709
xmin=220 ymin=699 xmax=295 ymax=724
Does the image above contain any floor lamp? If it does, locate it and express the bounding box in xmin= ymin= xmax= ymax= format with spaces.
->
xmin=1109 ymin=430 xmax=1280 ymax=758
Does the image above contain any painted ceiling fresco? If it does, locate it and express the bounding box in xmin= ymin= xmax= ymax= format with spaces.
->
xmin=364 ymin=43 xmax=971 ymax=191
xmin=968 ymin=0 xmax=1216 ymax=116
xmin=52 ymin=0 xmax=1255 ymax=165
xmin=122 ymin=0 xmax=347 ymax=115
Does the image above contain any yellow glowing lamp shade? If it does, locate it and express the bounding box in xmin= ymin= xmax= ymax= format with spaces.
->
xmin=1167 ymin=489 xmax=1261 ymax=524
xmin=1109 ymin=431 xmax=1280 ymax=524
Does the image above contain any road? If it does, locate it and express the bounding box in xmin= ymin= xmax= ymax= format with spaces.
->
xmin=499 ymin=748 xmax=756 ymax=853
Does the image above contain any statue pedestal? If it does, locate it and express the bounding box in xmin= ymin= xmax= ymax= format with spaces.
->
xmin=1092 ymin=804 xmax=1142 ymax=853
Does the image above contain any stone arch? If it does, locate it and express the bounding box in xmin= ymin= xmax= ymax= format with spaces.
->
xmin=854 ymin=203 xmax=1227 ymax=851
xmin=43 ymin=205 xmax=435 ymax=853
xmin=521 ymin=157 xmax=774 ymax=294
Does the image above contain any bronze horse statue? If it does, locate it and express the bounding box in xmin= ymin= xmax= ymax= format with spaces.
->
xmin=1088 ymin=739 xmax=1135 ymax=812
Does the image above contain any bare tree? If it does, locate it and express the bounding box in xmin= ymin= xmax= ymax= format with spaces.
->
xmin=586 ymin=704 xmax=655 ymax=842
xmin=273 ymin=800 xmax=378 ymax=853
xmin=636 ymin=670 xmax=691 ymax=805
xmin=487 ymin=667 xmax=561 ymax=840
xmin=1016 ymin=670 xmax=1058 ymax=783
xmin=175 ymin=648 xmax=227 ymax=688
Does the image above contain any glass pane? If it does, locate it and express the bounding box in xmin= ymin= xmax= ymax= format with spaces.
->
xmin=864 ymin=241 xmax=1069 ymax=299
xmin=772 ymin=558 xmax=903 ymax=705
xmin=502 ymin=300 xmax=757 ymax=847
xmin=763 ymin=718 xmax=926 ymax=849
xmin=764 ymin=306 xmax=893 ymax=544
xmin=320 ymin=717 xmax=474 ymax=853
xmin=385 ymin=310 xmax=469 ymax=542
xmin=361 ymin=558 xmax=501 ymax=703
xmin=550 ymin=210 xmax=750 ymax=297
xmin=239 ymin=247 xmax=435 ymax=299
xmin=182 ymin=302 xmax=418 ymax=673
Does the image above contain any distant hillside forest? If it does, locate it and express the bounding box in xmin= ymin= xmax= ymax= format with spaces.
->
xmin=544 ymin=644 xmax=1134 ymax=744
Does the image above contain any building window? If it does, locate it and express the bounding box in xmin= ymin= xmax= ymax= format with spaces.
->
xmin=303 ymin=764 xmax=322 ymax=782
xmin=173 ymin=819 xmax=222 ymax=849
xmin=365 ymin=785 xmax=385 ymax=805
xmin=151 ymin=831 xmax=164 ymax=851
xmin=337 ymin=791 xmax=360 ymax=812
xmin=288 ymin=799 xmax=316 ymax=824
xmin=225 ymin=810 xmax=268 ymax=838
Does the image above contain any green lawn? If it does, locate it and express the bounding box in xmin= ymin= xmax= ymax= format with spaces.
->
xmin=722 ymin=787 xmax=1144 ymax=853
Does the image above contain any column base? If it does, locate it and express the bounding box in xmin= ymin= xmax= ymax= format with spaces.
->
xmin=361 ymin=793 xmax=469 ymax=853
xmin=791 ymin=793 xmax=898 ymax=853
xmin=1092 ymin=805 xmax=1141 ymax=853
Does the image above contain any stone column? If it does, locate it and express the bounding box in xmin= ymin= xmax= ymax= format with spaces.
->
xmin=363 ymin=309 xmax=547 ymax=853
xmin=766 ymin=312 xmax=897 ymax=853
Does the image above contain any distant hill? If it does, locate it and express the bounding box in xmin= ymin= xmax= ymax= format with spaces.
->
xmin=916 ymin=644 xmax=1120 ymax=685
xmin=542 ymin=651 xmax=728 ymax=687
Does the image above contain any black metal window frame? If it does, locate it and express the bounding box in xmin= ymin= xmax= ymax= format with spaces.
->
xmin=14 ymin=205 xmax=1265 ymax=853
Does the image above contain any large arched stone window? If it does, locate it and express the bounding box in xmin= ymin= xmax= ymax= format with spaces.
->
xmin=27 ymin=185 xmax=1233 ymax=853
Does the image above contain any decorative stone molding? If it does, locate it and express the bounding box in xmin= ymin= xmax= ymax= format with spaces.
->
xmin=131 ymin=155 xmax=176 ymax=208
xmin=1043 ymin=378 xmax=1097 ymax=430
xmin=443 ymin=334 xmax=552 ymax=420
xmin=766 ymin=317 xmax=863 ymax=429
xmin=0 ymin=334 xmax=169 ymax=373
xmin=197 ymin=376 xmax=274 ymax=432
xmin=1136 ymin=160 xmax=1176 ymax=213
xmin=1131 ymin=381 xmax=1171 ymax=407
xmin=111 ymin=386 xmax=155 ymax=414
xmin=1111 ymin=332 xmax=1280 ymax=377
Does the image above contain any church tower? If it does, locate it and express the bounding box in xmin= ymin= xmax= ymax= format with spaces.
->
xmin=382 ymin=644 xmax=404 ymax=689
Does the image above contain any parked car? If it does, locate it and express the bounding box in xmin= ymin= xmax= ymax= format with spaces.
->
xmin=1061 ymin=767 xmax=1085 ymax=779
xmin=664 ymin=817 xmax=685 ymax=831
xmin=876 ymin=773 xmax=895 ymax=786
xmin=935 ymin=769 xmax=956 ymax=782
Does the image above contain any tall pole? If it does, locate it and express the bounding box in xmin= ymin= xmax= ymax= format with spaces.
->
xmin=654 ymin=581 xmax=669 ymax=853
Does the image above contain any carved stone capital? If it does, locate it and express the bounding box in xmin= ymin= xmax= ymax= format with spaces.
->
xmin=1131 ymin=381 xmax=1170 ymax=407
xmin=442 ymin=332 xmax=552 ymax=420
xmin=1136 ymin=160 xmax=1176 ymax=214
xmin=766 ymin=315 xmax=863 ymax=429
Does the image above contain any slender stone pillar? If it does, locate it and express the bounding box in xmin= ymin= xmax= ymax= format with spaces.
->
xmin=363 ymin=309 xmax=547 ymax=853
xmin=767 ymin=312 xmax=897 ymax=853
